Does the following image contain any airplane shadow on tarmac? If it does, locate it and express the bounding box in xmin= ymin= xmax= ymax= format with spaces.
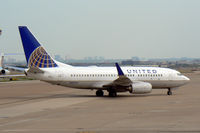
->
xmin=0 ymin=93 xmax=167 ymax=102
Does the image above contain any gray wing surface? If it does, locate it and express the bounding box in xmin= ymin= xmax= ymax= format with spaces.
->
xmin=103 ymin=63 xmax=132 ymax=88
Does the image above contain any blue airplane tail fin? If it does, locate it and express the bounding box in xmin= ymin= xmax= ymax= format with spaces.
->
xmin=18 ymin=26 xmax=58 ymax=68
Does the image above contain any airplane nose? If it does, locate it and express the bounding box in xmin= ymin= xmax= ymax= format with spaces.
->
xmin=183 ymin=76 xmax=190 ymax=82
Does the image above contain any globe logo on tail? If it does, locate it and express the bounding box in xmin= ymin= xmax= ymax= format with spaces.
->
xmin=28 ymin=46 xmax=58 ymax=68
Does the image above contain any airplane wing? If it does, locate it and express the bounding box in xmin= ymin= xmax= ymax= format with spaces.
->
xmin=6 ymin=66 xmax=25 ymax=72
xmin=0 ymin=74 xmax=25 ymax=78
xmin=103 ymin=63 xmax=132 ymax=88
xmin=0 ymin=66 xmax=44 ymax=78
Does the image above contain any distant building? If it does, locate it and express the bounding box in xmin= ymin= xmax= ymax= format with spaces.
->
xmin=54 ymin=54 xmax=64 ymax=62
xmin=131 ymin=56 xmax=140 ymax=61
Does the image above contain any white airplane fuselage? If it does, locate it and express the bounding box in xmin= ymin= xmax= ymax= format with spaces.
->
xmin=26 ymin=63 xmax=190 ymax=91
xmin=18 ymin=26 xmax=190 ymax=96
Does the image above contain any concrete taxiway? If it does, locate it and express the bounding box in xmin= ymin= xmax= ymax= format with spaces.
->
xmin=0 ymin=72 xmax=199 ymax=133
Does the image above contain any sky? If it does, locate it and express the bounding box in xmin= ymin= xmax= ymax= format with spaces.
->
xmin=1 ymin=0 xmax=200 ymax=60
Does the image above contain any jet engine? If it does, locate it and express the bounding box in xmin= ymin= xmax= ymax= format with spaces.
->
xmin=130 ymin=82 xmax=152 ymax=94
xmin=0 ymin=69 xmax=6 ymax=74
xmin=0 ymin=69 xmax=10 ymax=75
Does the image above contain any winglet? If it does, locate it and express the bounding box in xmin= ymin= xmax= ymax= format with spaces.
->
xmin=115 ymin=63 xmax=124 ymax=76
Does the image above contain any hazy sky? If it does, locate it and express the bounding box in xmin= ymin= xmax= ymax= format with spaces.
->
xmin=1 ymin=0 xmax=200 ymax=60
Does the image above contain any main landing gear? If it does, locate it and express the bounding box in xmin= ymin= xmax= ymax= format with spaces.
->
xmin=108 ymin=89 xmax=117 ymax=97
xmin=96 ymin=89 xmax=117 ymax=97
xmin=96 ymin=90 xmax=104 ymax=97
xmin=167 ymin=88 xmax=172 ymax=95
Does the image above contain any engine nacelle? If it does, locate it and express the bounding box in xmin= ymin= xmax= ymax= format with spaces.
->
xmin=1 ymin=69 xmax=6 ymax=74
xmin=0 ymin=69 xmax=10 ymax=75
xmin=130 ymin=82 xmax=152 ymax=94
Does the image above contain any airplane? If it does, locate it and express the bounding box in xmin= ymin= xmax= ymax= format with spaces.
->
xmin=17 ymin=26 xmax=190 ymax=97
xmin=0 ymin=53 xmax=25 ymax=79
xmin=0 ymin=53 xmax=10 ymax=75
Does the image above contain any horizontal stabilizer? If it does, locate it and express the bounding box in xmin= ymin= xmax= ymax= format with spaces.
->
xmin=27 ymin=67 xmax=44 ymax=74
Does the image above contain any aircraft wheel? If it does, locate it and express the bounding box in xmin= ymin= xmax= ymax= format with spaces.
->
xmin=96 ymin=90 xmax=104 ymax=97
xmin=109 ymin=91 xmax=117 ymax=97
xmin=167 ymin=88 xmax=172 ymax=95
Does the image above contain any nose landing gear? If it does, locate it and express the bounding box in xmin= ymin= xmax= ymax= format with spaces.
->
xmin=167 ymin=88 xmax=172 ymax=95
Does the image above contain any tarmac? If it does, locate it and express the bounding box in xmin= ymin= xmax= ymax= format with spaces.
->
xmin=0 ymin=72 xmax=199 ymax=133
